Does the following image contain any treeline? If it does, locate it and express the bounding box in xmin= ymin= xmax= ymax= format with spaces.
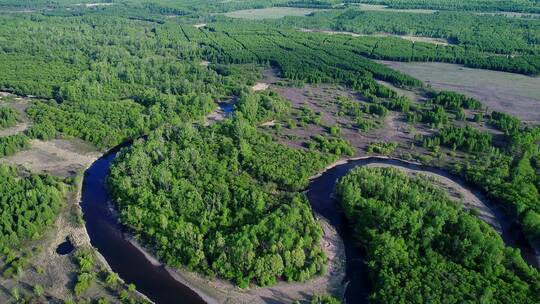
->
xmin=0 ymin=106 xmax=19 ymax=129
xmin=423 ymin=125 xmax=492 ymax=153
xmin=0 ymin=164 xmax=64 ymax=253
xmin=350 ymin=0 xmax=540 ymax=14
xmin=272 ymin=8 xmax=540 ymax=74
xmin=336 ymin=167 xmax=540 ymax=303
xmin=0 ymin=14 xmax=269 ymax=149
xmin=427 ymin=91 xmax=482 ymax=111
xmin=459 ymin=124 xmax=540 ymax=243
xmin=0 ymin=133 xmax=29 ymax=157
xmin=188 ymin=22 xmax=422 ymax=90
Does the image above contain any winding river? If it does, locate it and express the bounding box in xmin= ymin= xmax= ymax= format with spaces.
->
xmin=81 ymin=150 xmax=538 ymax=304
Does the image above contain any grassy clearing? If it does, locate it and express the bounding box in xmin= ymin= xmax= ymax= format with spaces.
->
xmin=224 ymin=7 xmax=321 ymax=20
xmin=300 ymin=29 xmax=451 ymax=45
xmin=378 ymin=61 xmax=540 ymax=123
xmin=354 ymin=4 xmax=436 ymax=14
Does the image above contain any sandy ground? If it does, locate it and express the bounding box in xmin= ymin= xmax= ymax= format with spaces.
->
xmin=313 ymin=156 xmax=500 ymax=230
xmin=200 ymin=60 xmax=210 ymax=67
xmin=252 ymin=82 xmax=269 ymax=91
xmin=1 ymin=138 xmax=100 ymax=177
xmin=0 ymin=122 xmax=29 ymax=137
xmin=377 ymin=61 xmax=540 ymax=123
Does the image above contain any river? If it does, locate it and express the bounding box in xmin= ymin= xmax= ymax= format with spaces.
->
xmin=81 ymin=150 xmax=538 ymax=304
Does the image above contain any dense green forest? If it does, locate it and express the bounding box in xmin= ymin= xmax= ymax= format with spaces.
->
xmin=108 ymin=93 xmax=354 ymax=286
xmin=337 ymin=167 xmax=540 ymax=303
xmin=273 ymin=9 xmax=540 ymax=74
xmin=458 ymin=124 xmax=540 ymax=244
xmin=0 ymin=164 xmax=64 ymax=253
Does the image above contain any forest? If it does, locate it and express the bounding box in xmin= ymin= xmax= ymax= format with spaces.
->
xmin=0 ymin=164 xmax=64 ymax=254
xmin=0 ymin=0 xmax=538 ymax=303
xmin=108 ymin=117 xmax=351 ymax=287
xmin=336 ymin=167 xmax=540 ymax=303
xmin=352 ymin=0 xmax=540 ymax=13
xmin=273 ymin=8 xmax=540 ymax=74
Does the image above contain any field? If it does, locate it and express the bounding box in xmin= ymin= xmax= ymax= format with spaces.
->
xmin=354 ymin=3 xmax=436 ymax=14
xmin=378 ymin=61 xmax=540 ymax=123
xmin=224 ymin=7 xmax=321 ymax=19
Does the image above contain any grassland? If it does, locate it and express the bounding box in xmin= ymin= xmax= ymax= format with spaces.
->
xmin=378 ymin=61 xmax=540 ymax=123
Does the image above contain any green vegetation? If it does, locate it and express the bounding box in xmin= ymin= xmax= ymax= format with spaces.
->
xmin=460 ymin=124 xmax=540 ymax=244
xmin=428 ymin=91 xmax=482 ymax=111
xmin=74 ymin=250 xmax=96 ymax=296
xmin=0 ymin=105 xmax=19 ymax=129
xmin=274 ymin=8 xmax=540 ymax=74
xmin=0 ymin=164 xmax=64 ymax=253
xmin=224 ymin=7 xmax=319 ymax=20
xmin=0 ymin=1 xmax=538 ymax=302
xmin=354 ymin=0 xmax=540 ymax=14
xmin=0 ymin=133 xmax=29 ymax=156
xmin=108 ymin=95 xmax=354 ymax=287
xmin=423 ymin=125 xmax=492 ymax=153
xmin=337 ymin=167 xmax=540 ymax=303
xmin=367 ymin=141 xmax=398 ymax=155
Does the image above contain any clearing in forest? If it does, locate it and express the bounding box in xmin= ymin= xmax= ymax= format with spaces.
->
xmin=224 ymin=7 xmax=321 ymax=20
xmin=355 ymin=4 xmax=436 ymax=14
xmin=299 ymin=29 xmax=450 ymax=45
xmin=1 ymin=138 xmax=99 ymax=177
xmin=378 ymin=61 xmax=540 ymax=123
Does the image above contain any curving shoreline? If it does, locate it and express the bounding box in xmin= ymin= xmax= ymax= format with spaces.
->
xmin=80 ymin=149 xmax=539 ymax=304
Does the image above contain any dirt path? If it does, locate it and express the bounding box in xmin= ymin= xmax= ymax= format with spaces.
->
xmin=0 ymin=122 xmax=30 ymax=137
xmin=0 ymin=93 xmax=32 ymax=136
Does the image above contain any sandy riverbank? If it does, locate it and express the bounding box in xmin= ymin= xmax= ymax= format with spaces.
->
xmin=122 ymin=217 xmax=345 ymax=304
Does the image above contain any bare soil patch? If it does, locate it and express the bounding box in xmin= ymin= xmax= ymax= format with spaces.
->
xmin=272 ymin=84 xmax=422 ymax=154
xmin=1 ymin=138 xmax=100 ymax=177
xmin=0 ymin=92 xmax=32 ymax=136
xmin=251 ymin=82 xmax=269 ymax=91
xmin=378 ymin=61 xmax=540 ymax=123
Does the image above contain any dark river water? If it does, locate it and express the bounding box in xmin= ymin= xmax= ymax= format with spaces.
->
xmin=81 ymin=151 xmax=537 ymax=304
